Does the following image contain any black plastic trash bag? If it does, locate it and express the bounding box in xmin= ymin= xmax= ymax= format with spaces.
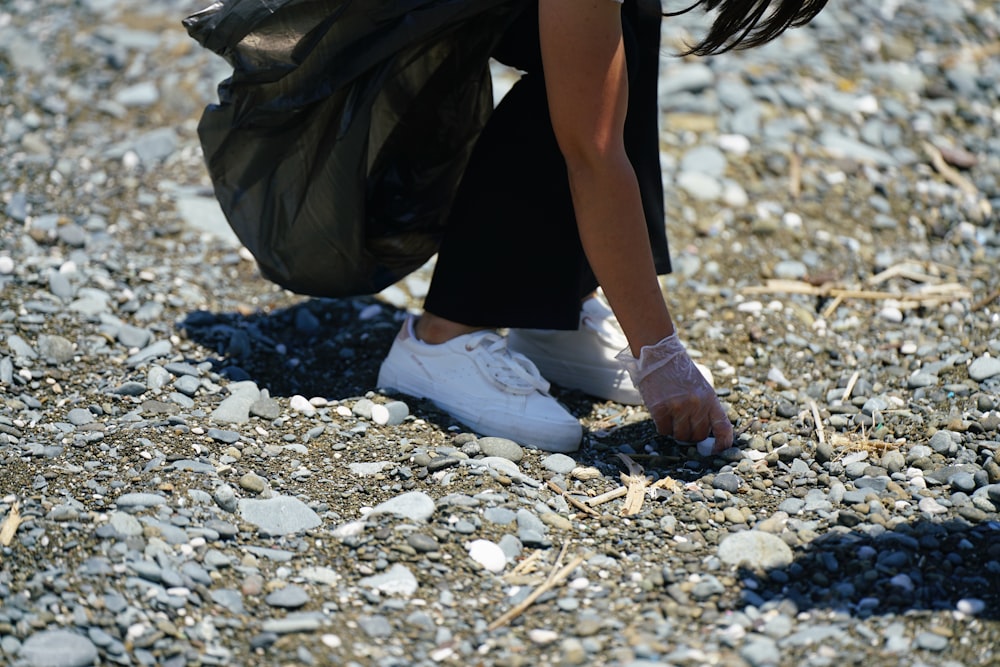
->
xmin=184 ymin=0 xmax=530 ymax=297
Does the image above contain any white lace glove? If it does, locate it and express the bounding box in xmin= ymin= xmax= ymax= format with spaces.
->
xmin=617 ymin=333 xmax=734 ymax=453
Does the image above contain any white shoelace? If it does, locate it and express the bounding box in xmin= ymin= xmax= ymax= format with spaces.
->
xmin=465 ymin=332 xmax=551 ymax=395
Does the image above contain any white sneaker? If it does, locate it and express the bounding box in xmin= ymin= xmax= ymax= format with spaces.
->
xmin=377 ymin=316 xmax=582 ymax=452
xmin=508 ymin=295 xmax=643 ymax=405
xmin=508 ymin=295 xmax=716 ymax=405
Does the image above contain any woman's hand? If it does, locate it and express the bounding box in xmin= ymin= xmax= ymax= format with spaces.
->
xmin=618 ymin=334 xmax=734 ymax=452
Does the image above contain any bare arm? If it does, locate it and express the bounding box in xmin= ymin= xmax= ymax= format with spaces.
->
xmin=539 ymin=0 xmax=733 ymax=448
xmin=538 ymin=0 xmax=672 ymax=355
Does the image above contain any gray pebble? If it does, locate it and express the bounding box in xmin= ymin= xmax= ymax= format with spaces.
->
xmin=115 ymin=492 xmax=167 ymax=509
xmin=265 ymin=584 xmax=310 ymax=609
xmin=358 ymin=564 xmax=419 ymax=596
xmin=915 ymin=631 xmax=949 ymax=651
xmin=369 ymin=491 xmax=436 ymax=522
xmin=213 ymin=484 xmax=238 ymax=513
xmin=19 ymin=629 xmax=98 ymax=667
xmin=969 ymin=356 xmax=1000 ymax=381
xmin=478 ymin=436 xmax=524 ymax=462
xmin=358 ymin=615 xmax=393 ymax=638
xmin=541 ymin=453 xmax=577 ymax=474
xmin=238 ymin=495 xmax=322 ymax=535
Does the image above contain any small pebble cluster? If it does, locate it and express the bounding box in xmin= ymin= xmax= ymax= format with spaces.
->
xmin=1 ymin=0 xmax=998 ymax=666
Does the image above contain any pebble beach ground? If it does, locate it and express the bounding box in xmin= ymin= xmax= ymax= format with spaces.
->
xmin=1 ymin=0 xmax=999 ymax=666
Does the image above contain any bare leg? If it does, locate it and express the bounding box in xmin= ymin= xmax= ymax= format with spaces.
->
xmin=414 ymin=312 xmax=488 ymax=344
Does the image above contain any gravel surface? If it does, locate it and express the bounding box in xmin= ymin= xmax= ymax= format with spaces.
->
xmin=2 ymin=0 xmax=999 ymax=666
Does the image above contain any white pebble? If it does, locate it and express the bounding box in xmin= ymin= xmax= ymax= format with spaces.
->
xmin=358 ymin=303 xmax=382 ymax=320
xmin=467 ymin=539 xmax=506 ymax=573
xmin=371 ymin=404 xmax=389 ymax=425
xmin=879 ymin=306 xmax=904 ymax=323
xmin=855 ymin=94 xmax=879 ymax=114
xmin=737 ymin=300 xmax=763 ymax=314
xmin=918 ymin=496 xmax=948 ymax=515
xmin=717 ymin=133 xmax=750 ymax=155
xmin=957 ymin=598 xmax=985 ymax=615
xmin=321 ymin=634 xmax=342 ymax=649
xmin=782 ymin=212 xmax=803 ymax=229
xmin=289 ymin=395 xmax=316 ymax=415
xmin=309 ymin=396 xmax=328 ymax=407
xmin=528 ymin=629 xmax=559 ymax=645
xmin=0 ymin=256 xmax=13 ymax=274
xmin=331 ymin=520 xmax=366 ymax=540
xmin=900 ymin=341 xmax=917 ymax=355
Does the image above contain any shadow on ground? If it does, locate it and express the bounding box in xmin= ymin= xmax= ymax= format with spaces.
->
xmin=741 ymin=517 xmax=1000 ymax=623
xmin=182 ymin=300 xmax=1000 ymax=632
xmin=178 ymin=297 xmax=403 ymax=399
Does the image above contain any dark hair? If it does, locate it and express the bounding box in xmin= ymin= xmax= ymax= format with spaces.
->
xmin=666 ymin=0 xmax=830 ymax=55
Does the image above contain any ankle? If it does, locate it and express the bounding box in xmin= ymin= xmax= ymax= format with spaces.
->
xmin=414 ymin=313 xmax=487 ymax=345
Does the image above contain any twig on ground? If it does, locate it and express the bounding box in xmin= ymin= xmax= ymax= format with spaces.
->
xmin=617 ymin=454 xmax=650 ymax=516
xmin=923 ymin=141 xmax=979 ymax=197
xmin=809 ymin=400 xmax=825 ymax=446
xmin=841 ymin=370 xmax=861 ymax=402
xmin=820 ymin=294 xmax=844 ymax=320
xmin=546 ymin=480 xmax=601 ymax=518
xmin=971 ymin=287 xmax=1000 ymax=312
xmin=649 ymin=476 xmax=684 ymax=494
xmin=0 ymin=502 xmax=21 ymax=548
xmin=585 ymin=486 xmax=628 ymax=507
xmin=741 ymin=280 xmax=972 ymax=305
xmin=507 ymin=550 xmax=544 ymax=578
xmin=489 ymin=545 xmax=585 ymax=631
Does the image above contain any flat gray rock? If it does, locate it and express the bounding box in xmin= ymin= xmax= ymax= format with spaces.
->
xmin=477 ymin=437 xmax=524 ymax=462
xmin=969 ymin=356 xmax=1000 ymax=381
xmin=358 ymin=564 xmax=419 ymax=596
xmin=115 ymin=493 xmax=167 ymax=509
xmin=369 ymin=491 xmax=436 ymax=522
xmin=718 ymin=531 xmax=794 ymax=569
xmin=19 ymin=629 xmax=98 ymax=667
xmin=238 ymin=496 xmax=322 ymax=535
xmin=265 ymin=585 xmax=310 ymax=609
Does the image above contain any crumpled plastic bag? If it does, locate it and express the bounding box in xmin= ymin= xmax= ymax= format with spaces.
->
xmin=184 ymin=0 xmax=530 ymax=297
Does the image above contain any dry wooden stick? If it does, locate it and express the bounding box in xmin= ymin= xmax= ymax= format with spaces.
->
xmin=809 ymin=400 xmax=825 ymax=446
xmin=546 ymin=480 xmax=600 ymax=518
xmin=488 ymin=547 xmax=585 ymax=631
xmin=508 ymin=550 xmax=544 ymax=578
xmin=741 ymin=280 xmax=822 ymax=296
xmin=649 ymin=476 xmax=683 ymax=494
xmin=585 ymin=486 xmax=629 ymax=507
xmin=971 ymin=287 xmax=1000 ymax=312
xmin=923 ymin=141 xmax=978 ymax=197
xmin=617 ymin=454 xmax=650 ymax=517
xmin=743 ymin=279 xmax=972 ymax=303
xmin=867 ymin=263 xmax=941 ymax=286
xmin=841 ymin=370 xmax=861 ymax=402
xmin=0 ymin=502 xmax=21 ymax=547
xmin=820 ymin=294 xmax=844 ymax=320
